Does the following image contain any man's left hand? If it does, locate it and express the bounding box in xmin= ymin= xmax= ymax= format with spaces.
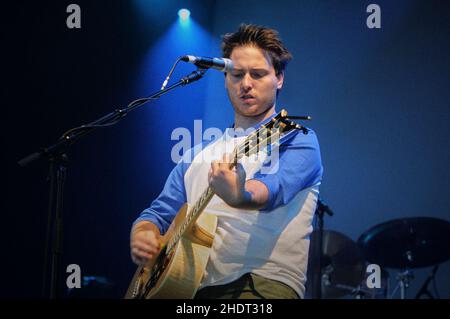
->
xmin=208 ymin=153 xmax=247 ymax=207
xmin=208 ymin=153 xmax=269 ymax=209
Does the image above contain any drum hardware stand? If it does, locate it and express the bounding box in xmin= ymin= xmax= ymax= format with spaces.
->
xmin=415 ymin=264 xmax=439 ymax=299
xmin=390 ymin=269 xmax=414 ymax=299
xmin=388 ymin=249 xmax=415 ymax=299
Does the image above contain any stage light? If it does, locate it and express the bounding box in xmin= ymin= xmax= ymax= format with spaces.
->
xmin=178 ymin=9 xmax=190 ymax=21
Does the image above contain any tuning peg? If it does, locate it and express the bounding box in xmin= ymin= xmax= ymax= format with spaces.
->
xmin=301 ymin=126 xmax=309 ymax=134
xmin=288 ymin=115 xmax=312 ymax=120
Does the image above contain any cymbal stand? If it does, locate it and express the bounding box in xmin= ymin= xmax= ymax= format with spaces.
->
xmin=415 ymin=265 xmax=439 ymax=299
xmin=390 ymin=269 xmax=414 ymax=299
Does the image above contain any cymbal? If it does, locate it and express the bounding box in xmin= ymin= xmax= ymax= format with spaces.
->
xmin=308 ymin=230 xmax=365 ymax=298
xmin=357 ymin=217 xmax=450 ymax=269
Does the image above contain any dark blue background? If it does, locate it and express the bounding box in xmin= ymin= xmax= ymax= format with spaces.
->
xmin=2 ymin=0 xmax=449 ymax=298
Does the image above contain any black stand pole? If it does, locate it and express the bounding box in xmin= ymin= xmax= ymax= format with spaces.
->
xmin=415 ymin=265 xmax=439 ymax=299
xmin=41 ymin=154 xmax=68 ymax=298
xmin=19 ymin=68 xmax=207 ymax=298
xmin=311 ymin=198 xmax=334 ymax=299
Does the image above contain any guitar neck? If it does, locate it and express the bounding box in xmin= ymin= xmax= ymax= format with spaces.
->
xmin=166 ymin=151 xmax=239 ymax=252
xmin=186 ymin=150 xmax=240 ymax=223
xmin=166 ymin=186 xmax=215 ymax=252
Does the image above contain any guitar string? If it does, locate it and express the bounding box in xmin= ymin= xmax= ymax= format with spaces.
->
xmin=167 ymin=126 xmax=276 ymax=251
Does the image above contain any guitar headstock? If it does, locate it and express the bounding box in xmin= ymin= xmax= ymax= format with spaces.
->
xmin=268 ymin=109 xmax=310 ymax=135
xmin=234 ymin=109 xmax=311 ymax=160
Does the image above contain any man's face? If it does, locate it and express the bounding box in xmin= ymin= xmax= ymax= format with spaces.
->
xmin=225 ymin=45 xmax=284 ymax=118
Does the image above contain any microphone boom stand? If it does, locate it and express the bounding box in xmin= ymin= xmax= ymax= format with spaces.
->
xmin=18 ymin=68 xmax=207 ymax=298
xmin=311 ymin=198 xmax=334 ymax=299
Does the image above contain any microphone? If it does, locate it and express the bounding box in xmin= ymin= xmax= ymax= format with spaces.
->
xmin=180 ymin=55 xmax=234 ymax=72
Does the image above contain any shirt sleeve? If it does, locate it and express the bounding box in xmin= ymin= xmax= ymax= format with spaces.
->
xmin=133 ymin=160 xmax=188 ymax=235
xmin=250 ymin=129 xmax=323 ymax=211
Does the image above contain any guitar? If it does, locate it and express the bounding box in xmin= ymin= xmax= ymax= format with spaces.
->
xmin=124 ymin=109 xmax=308 ymax=299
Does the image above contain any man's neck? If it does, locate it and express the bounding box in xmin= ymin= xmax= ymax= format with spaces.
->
xmin=234 ymin=105 xmax=276 ymax=130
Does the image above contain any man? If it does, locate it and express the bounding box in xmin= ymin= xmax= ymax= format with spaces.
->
xmin=130 ymin=24 xmax=323 ymax=299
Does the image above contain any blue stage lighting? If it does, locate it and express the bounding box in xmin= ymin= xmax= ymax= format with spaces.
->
xmin=178 ymin=8 xmax=190 ymax=21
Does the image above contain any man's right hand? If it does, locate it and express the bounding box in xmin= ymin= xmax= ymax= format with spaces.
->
xmin=130 ymin=222 xmax=161 ymax=266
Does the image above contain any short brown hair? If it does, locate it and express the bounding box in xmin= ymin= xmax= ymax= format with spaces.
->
xmin=221 ymin=24 xmax=292 ymax=76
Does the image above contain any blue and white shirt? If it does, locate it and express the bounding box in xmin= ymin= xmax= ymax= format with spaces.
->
xmin=134 ymin=113 xmax=323 ymax=298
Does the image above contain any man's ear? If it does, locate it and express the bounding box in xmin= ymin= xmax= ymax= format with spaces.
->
xmin=276 ymin=72 xmax=284 ymax=90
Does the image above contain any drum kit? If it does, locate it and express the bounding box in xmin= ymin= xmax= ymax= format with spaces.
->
xmin=306 ymin=216 xmax=450 ymax=299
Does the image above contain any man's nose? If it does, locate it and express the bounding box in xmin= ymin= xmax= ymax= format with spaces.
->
xmin=241 ymin=73 xmax=253 ymax=91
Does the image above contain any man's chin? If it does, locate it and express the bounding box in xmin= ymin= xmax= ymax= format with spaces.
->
xmin=237 ymin=104 xmax=274 ymax=117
